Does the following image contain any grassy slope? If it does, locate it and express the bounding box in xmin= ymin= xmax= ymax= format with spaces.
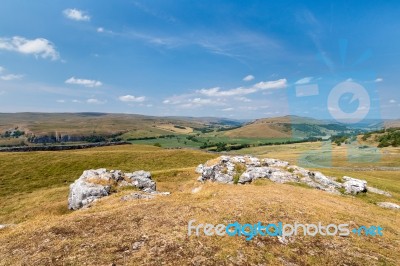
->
xmin=0 ymin=113 xmax=208 ymax=137
xmin=0 ymin=144 xmax=399 ymax=265
xmin=223 ymin=116 xmax=293 ymax=138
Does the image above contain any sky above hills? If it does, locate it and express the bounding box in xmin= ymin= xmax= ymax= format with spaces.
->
xmin=0 ymin=0 xmax=399 ymax=120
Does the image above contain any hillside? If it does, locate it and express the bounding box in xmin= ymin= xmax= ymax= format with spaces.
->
xmin=0 ymin=144 xmax=399 ymax=265
xmin=0 ymin=113 xmax=242 ymax=146
xmin=0 ymin=113 xmax=219 ymax=136
xmin=223 ymin=116 xmax=354 ymax=139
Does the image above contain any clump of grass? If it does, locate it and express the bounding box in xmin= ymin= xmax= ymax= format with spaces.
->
xmin=221 ymin=167 xmax=228 ymax=174
xmin=287 ymin=182 xmax=312 ymax=189
xmin=233 ymin=163 xmax=246 ymax=184
xmin=338 ymin=187 xmax=346 ymax=194
xmin=287 ymin=167 xmax=294 ymax=173
xmin=336 ymin=176 xmax=344 ymax=183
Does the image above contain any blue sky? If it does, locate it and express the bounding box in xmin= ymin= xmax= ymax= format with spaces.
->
xmin=0 ymin=0 xmax=399 ymax=120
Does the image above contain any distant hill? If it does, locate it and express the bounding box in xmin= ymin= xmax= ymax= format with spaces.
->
xmin=223 ymin=115 xmax=357 ymax=139
xmin=0 ymin=112 xmax=236 ymax=140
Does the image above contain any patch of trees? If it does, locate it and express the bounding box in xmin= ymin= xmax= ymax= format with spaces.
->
xmin=1 ymin=130 xmax=25 ymax=138
xmin=330 ymin=135 xmax=350 ymax=146
xmin=193 ymin=127 xmax=215 ymax=133
xmin=127 ymin=135 xmax=175 ymax=141
xmin=207 ymin=142 xmax=250 ymax=152
xmin=257 ymin=137 xmax=322 ymax=147
xmin=377 ymin=128 xmax=400 ymax=147
xmin=82 ymin=135 xmax=107 ymax=143
xmin=216 ymin=126 xmax=242 ymax=132
xmin=186 ymin=135 xmax=200 ymax=142
xmin=173 ymin=125 xmax=186 ymax=130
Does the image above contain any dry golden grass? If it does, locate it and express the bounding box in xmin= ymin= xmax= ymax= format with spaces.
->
xmin=154 ymin=124 xmax=193 ymax=134
xmin=0 ymin=143 xmax=399 ymax=265
xmin=223 ymin=121 xmax=291 ymax=138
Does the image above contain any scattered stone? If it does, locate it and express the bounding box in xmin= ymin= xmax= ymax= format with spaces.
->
xmin=262 ymin=158 xmax=289 ymax=167
xmin=0 ymin=224 xmax=14 ymax=230
xmin=377 ymin=202 xmax=400 ymax=210
xmin=121 ymin=193 xmax=155 ymax=201
xmin=191 ymin=186 xmax=202 ymax=194
xmin=68 ymin=168 xmax=161 ymax=210
xmin=125 ymin=171 xmax=156 ymax=191
xmin=132 ymin=241 xmax=145 ymax=251
xmin=367 ymin=186 xmax=392 ymax=197
xmin=342 ymin=176 xmax=367 ymax=195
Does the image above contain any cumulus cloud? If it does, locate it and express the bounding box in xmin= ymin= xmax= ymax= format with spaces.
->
xmin=198 ymin=79 xmax=287 ymax=97
xmin=63 ymin=8 xmax=91 ymax=21
xmin=0 ymin=36 xmax=59 ymax=60
xmin=389 ymin=99 xmax=396 ymax=103
xmin=253 ymin=79 xmax=287 ymax=90
xmin=163 ymin=95 xmax=226 ymax=108
xmin=243 ymin=75 xmax=254 ymax=81
xmin=235 ymin=97 xmax=251 ymax=102
xmin=375 ymin=78 xmax=383 ymax=82
xmin=0 ymin=74 xmax=23 ymax=81
xmin=295 ymin=77 xmax=313 ymax=85
xmin=87 ymin=98 xmax=106 ymax=104
xmin=118 ymin=95 xmax=146 ymax=102
xmin=97 ymin=27 xmax=104 ymax=33
xmin=65 ymin=77 xmax=102 ymax=87
xmin=72 ymin=99 xmax=82 ymax=103
xmin=0 ymin=66 xmax=4 ymax=73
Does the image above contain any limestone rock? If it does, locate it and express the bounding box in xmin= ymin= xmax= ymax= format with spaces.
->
xmin=377 ymin=202 xmax=400 ymax=210
xmin=367 ymin=186 xmax=392 ymax=197
xmin=68 ymin=168 xmax=159 ymax=210
xmin=196 ymin=155 xmax=369 ymax=196
xmin=342 ymin=176 xmax=367 ymax=195
xmin=125 ymin=171 xmax=156 ymax=191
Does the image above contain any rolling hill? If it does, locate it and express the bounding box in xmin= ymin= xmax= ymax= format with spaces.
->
xmin=222 ymin=115 xmax=355 ymax=139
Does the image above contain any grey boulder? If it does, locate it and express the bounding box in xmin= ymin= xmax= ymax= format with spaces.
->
xmin=342 ymin=176 xmax=367 ymax=195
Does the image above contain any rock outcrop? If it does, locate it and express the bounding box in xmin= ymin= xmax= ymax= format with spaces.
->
xmin=68 ymin=168 xmax=157 ymax=210
xmin=196 ymin=155 xmax=373 ymax=195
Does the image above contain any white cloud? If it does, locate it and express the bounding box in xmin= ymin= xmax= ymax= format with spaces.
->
xmin=243 ymin=75 xmax=254 ymax=81
xmin=375 ymin=78 xmax=383 ymax=82
xmin=254 ymin=79 xmax=287 ymax=90
xmin=0 ymin=74 xmax=23 ymax=81
xmin=389 ymin=99 xmax=396 ymax=103
xmin=87 ymin=98 xmax=106 ymax=104
xmin=163 ymin=95 xmax=226 ymax=108
xmin=0 ymin=66 xmax=5 ymax=73
xmin=197 ymin=86 xmax=257 ymax=97
xmin=221 ymin=107 xmax=234 ymax=111
xmin=118 ymin=95 xmax=146 ymax=102
xmin=97 ymin=27 xmax=104 ymax=33
xmin=235 ymin=96 xmax=251 ymax=102
xmin=72 ymin=99 xmax=82 ymax=103
xmin=0 ymin=36 xmax=59 ymax=60
xmin=63 ymin=8 xmax=91 ymax=21
xmin=56 ymin=99 xmax=65 ymax=103
xmin=65 ymin=77 xmax=102 ymax=87
xmin=196 ymin=79 xmax=287 ymax=97
xmin=295 ymin=77 xmax=313 ymax=85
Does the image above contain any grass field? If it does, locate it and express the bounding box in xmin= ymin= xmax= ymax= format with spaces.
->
xmin=0 ymin=143 xmax=399 ymax=265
